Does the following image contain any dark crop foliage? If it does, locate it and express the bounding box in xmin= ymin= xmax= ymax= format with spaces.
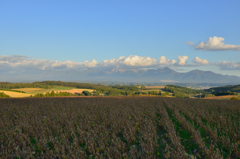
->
xmin=0 ymin=97 xmax=240 ymax=158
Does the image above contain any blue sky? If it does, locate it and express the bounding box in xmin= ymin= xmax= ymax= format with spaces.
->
xmin=1 ymin=0 xmax=240 ymax=77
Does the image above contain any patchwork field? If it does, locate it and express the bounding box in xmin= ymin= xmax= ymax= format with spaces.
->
xmin=0 ymin=90 xmax=32 ymax=97
xmin=25 ymin=87 xmax=76 ymax=94
xmin=43 ymin=89 xmax=95 ymax=95
xmin=3 ymin=87 xmax=94 ymax=97
xmin=203 ymin=95 xmax=237 ymax=100
xmin=12 ymin=88 xmax=44 ymax=93
xmin=145 ymin=86 xmax=165 ymax=89
xmin=1 ymin=97 xmax=239 ymax=158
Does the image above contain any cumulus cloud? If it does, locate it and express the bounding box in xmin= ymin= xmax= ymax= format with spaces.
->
xmin=215 ymin=61 xmax=240 ymax=70
xmin=177 ymin=56 xmax=188 ymax=65
xmin=83 ymin=60 xmax=98 ymax=67
xmin=194 ymin=57 xmax=209 ymax=65
xmin=98 ymin=55 xmax=177 ymax=68
xmin=159 ymin=56 xmax=177 ymax=65
xmin=0 ymin=55 xmax=97 ymax=72
xmin=0 ymin=55 xmax=184 ymax=73
xmin=2 ymin=54 xmax=240 ymax=74
xmin=114 ymin=55 xmax=158 ymax=67
xmin=187 ymin=36 xmax=240 ymax=51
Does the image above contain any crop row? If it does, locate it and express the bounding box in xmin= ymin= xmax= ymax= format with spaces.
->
xmin=0 ymin=97 xmax=239 ymax=158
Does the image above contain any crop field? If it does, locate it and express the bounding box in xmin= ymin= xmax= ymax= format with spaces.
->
xmin=11 ymin=87 xmax=94 ymax=97
xmin=12 ymin=88 xmax=45 ymax=93
xmin=13 ymin=87 xmax=76 ymax=95
xmin=44 ymin=89 xmax=95 ymax=95
xmin=0 ymin=90 xmax=32 ymax=98
xmin=0 ymin=97 xmax=240 ymax=158
xmin=141 ymin=90 xmax=170 ymax=94
xmin=203 ymin=95 xmax=237 ymax=100
xmin=145 ymin=86 xmax=165 ymax=89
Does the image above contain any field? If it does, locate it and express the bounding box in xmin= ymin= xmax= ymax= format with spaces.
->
xmin=141 ymin=86 xmax=173 ymax=97
xmin=12 ymin=88 xmax=45 ymax=93
xmin=9 ymin=87 xmax=95 ymax=97
xmin=0 ymin=97 xmax=240 ymax=158
xmin=203 ymin=95 xmax=237 ymax=100
xmin=145 ymin=86 xmax=165 ymax=89
xmin=0 ymin=90 xmax=32 ymax=97
xmin=42 ymin=89 xmax=95 ymax=95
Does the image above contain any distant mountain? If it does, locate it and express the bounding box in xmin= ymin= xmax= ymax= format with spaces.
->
xmin=1 ymin=67 xmax=240 ymax=84
xmin=77 ymin=67 xmax=240 ymax=83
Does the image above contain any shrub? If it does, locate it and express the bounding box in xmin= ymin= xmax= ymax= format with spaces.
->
xmin=82 ymin=91 xmax=92 ymax=96
xmin=231 ymin=97 xmax=240 ymax=100
xmin=0 ymin=92 xmax=10 ymax=98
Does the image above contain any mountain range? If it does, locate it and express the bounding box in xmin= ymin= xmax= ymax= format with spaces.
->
xmin=80 ymin=67 xmax=240 ymax=83
xmin=1 ymin=67 xmax=240 ymax=84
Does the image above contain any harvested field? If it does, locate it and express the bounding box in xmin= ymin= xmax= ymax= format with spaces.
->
xmin=145 ymin=86 xmax=165 ymax=89
xmin=1 ymin=97 xmax=239 ymax=158
xmin=12 ymin=88 xmax=44 ymax=93
xmin=0 ymin=90 xmax=32 ymax=97
xmin=43 ymin=89 xmax=94 ymax=95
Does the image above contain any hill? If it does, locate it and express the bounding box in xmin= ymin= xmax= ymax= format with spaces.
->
xmin=205 ymin=85 xmax=240 ymax=94
xmin=0 ymin=81 xmax=140 ymax=97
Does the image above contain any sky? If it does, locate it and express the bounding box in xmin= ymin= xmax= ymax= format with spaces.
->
xmin=1 ymin=0 xmax=240 ymax=78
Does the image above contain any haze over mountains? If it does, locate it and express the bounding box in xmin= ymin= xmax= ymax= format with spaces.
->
xmin=1 ymin=67 xmax=240 ymax=84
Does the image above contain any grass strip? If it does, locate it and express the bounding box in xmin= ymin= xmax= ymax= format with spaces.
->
xmin=166 ymin=107 xmax=200 ymax=157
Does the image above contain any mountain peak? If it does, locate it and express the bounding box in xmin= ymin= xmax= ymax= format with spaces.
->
xmin=162 ymin=67 xmax=172 ymax=71
xmin=189 ymin=69 xmax=202 ymax=73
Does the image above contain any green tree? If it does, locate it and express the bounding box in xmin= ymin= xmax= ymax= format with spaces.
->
xmin=82 ymin=91 xmax=92 ymax=96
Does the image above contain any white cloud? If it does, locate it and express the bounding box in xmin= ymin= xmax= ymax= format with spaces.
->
xmin=84 ymin=60 xmax=97 ymax=67
xmin=194 ymin=57 xmax=209 ymax=65
xmin=0 ymin=55 xmax=182 ymax=72
xmin=0 ymin=55 xmax=95 ymax=71
xmin=187 ymin=36 xmax=240 ymax=51
xmin=177 ymin=56 xmax=188 ymax=65
xmin=2 ymin=55 xmax=240 ymax=76
xmin=119 ymin=55 xmax=158 ymax=66
xmin=98 ymin=55 xmax=176 ymax=68
xmin=215 ymin=61 xmax=240 ymax=70
xmin=159 ymin=56 xmax=177 ymax=65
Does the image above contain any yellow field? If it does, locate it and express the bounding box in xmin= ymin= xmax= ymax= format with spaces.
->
xmin=0 ymin=88 xmax=94 ymax=97
xmin=44 ymin=89 xmax=95 ymax=95
xmin=13 ymin=88 xmax=44 ymax=93
xmin=145 ymin=86 xmax=165 ymax=89
xmin=0 ymin=90 xmax=32 ymax=98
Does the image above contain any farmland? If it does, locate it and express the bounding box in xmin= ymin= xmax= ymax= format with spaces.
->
xmin=204 ymin=95 xmax=236 ymax=100
xmin=0 ymin=81 xmax=140 ymax=97
xmin=12 ymin=87 xmax=94 ymax=95
xmin=0 ymin=90 xmax=32 ymax=98
xmin=145 ymin=86 xmax=165 ymax=89
xmin=0 ymin=86 xmax=95 ymax=97
xmin=0 ymin=97 xmax=240 ymax=158
xmin=43 ymin=89 xmax=95 ymax=95
xmin=12 ymin=88 xmax=45 ymax=93
xmin=1 ymin=81 xmax=240 ymax=99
